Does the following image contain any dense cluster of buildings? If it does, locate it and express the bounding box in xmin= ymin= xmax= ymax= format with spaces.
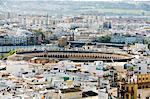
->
xmin=0 ymin=5 xmax=150 ymax=99
xmin=0 ymin=13 xmax=150 ymax=46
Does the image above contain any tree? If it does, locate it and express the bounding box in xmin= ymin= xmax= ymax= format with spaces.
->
xmin=33 ymin=29 xmax=45 ymax=39
xmin=97 ymin=35 xmax=111 ymax=43
xmin=33 ymin=29 xmax=46 ymax=44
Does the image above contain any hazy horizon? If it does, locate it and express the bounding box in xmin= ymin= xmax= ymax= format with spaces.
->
xmin=1 ymin=0 xmax=150 ymax=16
xmin=4 ymin=0 xmax=150 ymax=2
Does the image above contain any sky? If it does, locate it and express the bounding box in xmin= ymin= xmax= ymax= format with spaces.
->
xmin=74 ymin=0 xmax=150 ymax=1
xmin=8 ymin=0 xmax=150 ymax=1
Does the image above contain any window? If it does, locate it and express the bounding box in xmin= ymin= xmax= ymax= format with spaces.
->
xmin=122 ymin=86 xmax=125 ymax=90
xmin=139 ymin=78 xmax=141 ymax=80
xmin=142 ymin=86 xmax=145 ymax=89
xmin=131 ymin=87 xmax=134 ymax=91
xmin=126 ymin=87 xmax=129 ymax=91
xmin=131 ymin=95 xmax=134 ymax=99
xmin=126 ymin=94 xmax=129 ymax=99
xmin=139 ymin=67 xmax=141 ymax=70
xmin=131 ymin=87 xmax=134 ymax=93
xmin=138 ymin=94 xmax=141 ymax=98
xmin=138 ymin=86 xmax=141 ymax=89
xmin=146 ymin=97 xmax=149 ymax=99
xmin=32 ymin=70 xmax=35 ymax=73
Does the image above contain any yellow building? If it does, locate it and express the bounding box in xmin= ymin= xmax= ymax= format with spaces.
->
xmin=137 ymin=74 xmax=150 ymax=99
xmin=119 ymin=74 xmax=150 ymax=99
xmin=119 ymin=83 xmax=138 ymax=99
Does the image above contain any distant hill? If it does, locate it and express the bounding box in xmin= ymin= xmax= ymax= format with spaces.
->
xmin=0 ymin=0 xmax=150 ymax=16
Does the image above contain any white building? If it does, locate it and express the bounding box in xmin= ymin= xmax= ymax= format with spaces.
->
xmin=111 ymin=34 xmax=144 ymax=44
xmin=6 ymin=61 xmax=30 ymax=75
xmin=131 ymin=58 xmax=149 ymax=74
xmin=98 ymin=88 xmax=109 ymax=99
